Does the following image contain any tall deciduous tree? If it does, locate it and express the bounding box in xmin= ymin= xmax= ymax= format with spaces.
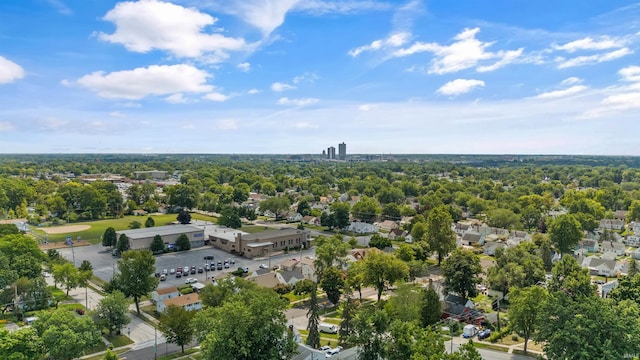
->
xmin=351 ymin=307 xmax=389 ymax=360
xmin=361 ymin=251 xmax=409 ymax=302
xmin=94 ymin=290 xmax=130 ymax=335
xmin=314 ymin=235 xmax=349 ymax=280
xmin=547 ymin=256 xmax=595 ymax=300
xmin=424 ymin=206 xmax=456 ymax=266
xmin=52 ymin=262 xmax=79 ymax=295
xmin=330 ymin=202 xmax=351 ymax=230
xmin=31 ymin=309 xmax=100 ymax=360
xmin=175 ymin=233 xmax=191 ymax=251
xmin=320 ymin=266 xmax=345 ymax=306
xmin=351 ymin=196 xmax=380 ymax=223
xmin=487 ymin=243 xmax=545 ymax=295
xmin=176 ymin=210 xmax=191 ymax=224
xmin=159 ymin=305 xmax=195 ymax=353
xmin=102 ymin=227 xmax=116 ymax=248
xmin=508 ymin=286 xmax=548 ymax=355
xmin=548 ymin=214 xmax=582 ymax=254
xmin=339 ymin=294 xmax=357 ymax=346
xmin=442 ymin=248 xmax=482 ymax=300
xmin=421 ymin=286 xmax=442 ymax=327
xmin=112 ymin=250 xmax=158 ymax=314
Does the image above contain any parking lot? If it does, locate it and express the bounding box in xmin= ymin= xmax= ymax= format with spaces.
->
xmin=55 ymin=243 xmax=315 ymax=288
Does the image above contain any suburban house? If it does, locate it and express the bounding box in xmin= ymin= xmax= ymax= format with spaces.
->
xmin=577 ymin=255 xmax=623 ymax=277
xmin=459 ymin=232 xmax=484 ymax=246
xmin=453 ymin=222 xmax=472 ymax=236
xmin=632 ymin=248 xmax=640 ymax=260
xmin=577 ymin=239 xmax=599 ymax=254
xmin=375 ymin=220 xmax=398 ymax=231
xmin=600 ymin=241 xmax=626 ymax=256
xmin=473 ymin=225 xmax=509 ymax=238
xmin=601 ymin=280 xmax=619 ymax=298
xmin=483 ymin=241 xmax=507 ymax=256
xmin=302 ymin=216 xmax=321 ymax=226
xmin=444 ymin=294 xmax=474 ymax=309
xmin=624 ymin=235 xmax=640 ymax=246
xmin=442 ymin=294 xmax=484 ymax=325
xmin=631 ymin=222 xmax=640 ymax=234
xmin=286 ymin=212 xmax=303 ymax=222
xmin=509 ymin=230 xmax=531 ymax=244
xmin=599 ymin=219 xmax=624 ymax=231
xmin=156 ymin=293 xmax=202 ymax=313
xmin=388 ymin=228 xmax=408 ymax=240
xmin=300 ymin=256 xmax=317 ymax=282
xmin=278 ymin=267 xmax=305 ymax=286
xmin=347 ymin=221 xmax=379 ymax=234
xmin=151 ymin=286 xmax=179 ymax=304
xmin=247 ymin=272 xmax=283 ymax=289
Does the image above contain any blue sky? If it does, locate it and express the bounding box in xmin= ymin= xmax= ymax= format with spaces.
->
xmin=1 ymin=0 xmax=640 ymax=154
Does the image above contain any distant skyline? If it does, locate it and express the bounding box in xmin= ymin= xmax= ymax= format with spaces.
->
xmin=1 ymin=1 xmax=640 ymax=154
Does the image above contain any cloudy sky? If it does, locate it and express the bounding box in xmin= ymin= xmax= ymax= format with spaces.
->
xmin=1 ymin=0 xmax=640 ymax=154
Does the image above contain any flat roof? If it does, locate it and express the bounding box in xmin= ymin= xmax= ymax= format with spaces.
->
xmin=246 ymin=242 xmax=273 ymax=248
xmin=117 ymin=224 xmax=203 ymax=239
xmin=206 ymin=225 xmax=248 ymax=242
xmin=242 ymin=228 xmax=308 ymax=241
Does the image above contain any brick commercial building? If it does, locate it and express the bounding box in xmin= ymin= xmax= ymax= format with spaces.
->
xmin=208 ymin=228 xmax=311 ymax=259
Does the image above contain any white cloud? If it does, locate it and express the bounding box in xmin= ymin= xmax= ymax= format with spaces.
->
xmin=561 ymin=77 xmax=583 ymax=85
xmin=237 ymin=62 xmax=251 ymax=72
xmin=165 ymin=93 xmax=190 ymax=104
xmin=76 ymin=64 xmax=212 ymax=100
xmin=271 ymin=82 xmax=296 ymax=92
xmin=98 ymin=0 xmax=251 ymax=61
xmin=349 ymin=32 xmax=411 ymax=57
xmin=277 ymin=97 xmax=319 ymax=106
xmin=293 ymin=72 xmax=319 ymax=84
xmin=556 ymin=48 xmax=632 ymax=69
xmin=215 ymin=119 xmax=238 ymax=130
xmin=358 ymin=104 xmax=376 ymax=111
xmin=295 ymin=0 xmax=392 ymax=15
xmin=436 ymin=79 xmax=485 ymax=96
xmin=533 ymin=85 xmax=588 ymax=99
xmin=392 ymin=28 xmax=523 ymax=74
xmin=293 ymin=122 xmax=319 ymax=129
xmin=619 ymin=66 xmax=640 ymax=82
xmin=108 ymin=111 xmax=125 ymax=117
xmin=45 ymin=0 xmax=72 ymax=15
xmin=0 ymin=121 xmax=15 ymax=132
xmin=182 ymin=123 xmax=195 ymax=129
xmin=203 ymin=92 xmax=230 ymax=102
xmin=0 ymin=56 xmax=25 ymax=84
xmin=553 ymin=36 xmax=629 ymax=53
xmin=602 ymin=92 xmax=640 ymax=110
xmin=247 ymin=88 xmax=261 ymax=94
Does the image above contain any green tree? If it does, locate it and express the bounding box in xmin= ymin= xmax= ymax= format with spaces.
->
xmin=111 ymin=250 xmax=158 ymax=314
xmin=22 ymin=276 xmax=52 ymax=312
xmin=548 ymin=214 xmax=582 ymax=253
xmin=338 ymin=294 xmax=357 ymax=346
xmin=159 ymin=305 xmax=195 ymax=353
xmin=330 ymin=202 xmax=351 ymax=229
xmin=102 ymin=349 xmax=119 ymax=360
xmin=176 ymin=210 xmax=191 ymax=224
xmin=175 ymin=233 xmax=191 ymax=251
xmin=306 ymin=286 xmax=321 ymax=349
xmin=486 ymin=208 xmax=520 ymax=229
xmin=609 ymin=273 xmax=640 ymax=305
xmin=547 ymin=256 xmax=595 ymax=300
xmin=129 ymin=220 xmax=141 ymax=229
xmin=0 ymin=327 xmax=45 ymax=360
xmin=394 ymin=243 xmax=415 ymax=262
xmin=627 ymin=200 xmax=640 ymax=223
xmin=116 ymin=233 xmax=130 ymax=254
xmin=361 ymin=251 xmax=409 ymax=302
xmin=382 ymin=203 xmax=401 ymax=220
xmin=32 ymin=309 xmax=100 ymax=360
xmin=350 ymin=307 xmax=388 ymax=360
xmin=351 ymin=196 xmax=380 ymax=223
xmin=150 ymin=234 xmax=164 ymax=254
xmin=487 ymin=243 xmax=545 ymax=295
xmin=508 ymin=286 xmax=548 ymax=355
xmin=424 ymin=206 xmax=456 ymax=265
xmin=166 ymin=184 xmax=199 ymax=209
xmin=52 ymin=262 xmax=79 ymax=296
xmin=421 ymin=285 xmax=442 ymax=327
xmin=442 ymin=248 xmax=482 ymax=300
xmin=0 ymin=234 xmax=46 ymax=279
xmin=258 ymin=196 xmax=290 ymax=220
xmin=320 ymin=266 xmax=345 ymax=306
xmin=368 ymin=234 xmax=392 ymax=250
xmin=346 ymin=260 xmax=366 ymax=301
xmin=384 ymin=283 xmax=421 ymax=323
xmin=94 ymin=290 xmax=130 ymax=335
xmin=145 ymin=216 xmax=155 ymax=228
xmin=102 ymin=227 xmax=117 ymax=248
xmin=314 ymin=235 xmax=349 ymax=279
xmin=193 ymin=284 xmax=296 ymax=360
xmin=218 ymin=207 xmax=242 ymax=229
xmin=297 ymin=199 xmax=311 ymax=216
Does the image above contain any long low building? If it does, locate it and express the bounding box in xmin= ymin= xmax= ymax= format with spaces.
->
xmin=209 ymin=228 xmax=311 ymax=259
xmin=116 ymin=224 xmax=205 ymax=250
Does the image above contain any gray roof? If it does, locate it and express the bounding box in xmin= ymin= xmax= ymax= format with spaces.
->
xmin=280 ymin=268 xmax=304 ymax=283
xmin=242 ymin=228 xmax=308 ymax=241
xmin=117 ymin=224 xmax=203 ymax=239
xmin=462 ymin=233 xmax=482 ymax=243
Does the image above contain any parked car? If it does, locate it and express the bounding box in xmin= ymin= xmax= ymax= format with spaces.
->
xmin=230 ymin=259 xmax=236 ymax=265
xmin=175 ymin=272 xmax=182 ymax=278
xmin=241 ymin=267 xmax=249 ymax=273
xmin=198 ymin=267 xmax=204 ymax=273
xmin=319 ymin=346 xmax=331 ymax=351
xmin=169 ymin=268 xmax=176 ymax=274
xmin=162 ymin=269 xmax=168 ymax=275
xmin=204 ymin=255 xmax=214 ymax=260
xmin=185 ymin=278 xmax=197 ymax=284
xmin=177 ymin=267 xmax=183 ymax=273
xmin=160 ymin=274 xmax=167 ymax=281
xmin=217 ymin=261 xmax=223 ymax=270
xmin=259 ymin=264 xmax=268 ymax=269
xmin=190 ymin=267 xmax=196 ymax=274
xmin=154 ymin=272 xmax=160 ymax=278
xmin=478 ymin=329 xmax=492 ymax=340
xmin=224 ymin=263 xmax=230 ymax=269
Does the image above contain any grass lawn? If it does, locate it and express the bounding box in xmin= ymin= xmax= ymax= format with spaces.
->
xmin=473 ymin=342 xmax=509 ymax=352
xmin=496 ymin=333 xmax=523 ymax=346
xmin=322 ymin=318 xmax=342 ymax=325
xmin=283 ymin=292 xmax=307 ymax=303
xmin=106 ymin=333 xmax=134 ymax=348
xmin=157 ymin=348 xmax=199 ymax=360
xmin=31 ymin=213 xmax=218 ymax=244
xmin=241 ymin=225 xmax=277 ymax=234
xmin=83 ymin=348 xmax=129 ymax=360
xmin=49 ymin=286 xmax=72 ymax=301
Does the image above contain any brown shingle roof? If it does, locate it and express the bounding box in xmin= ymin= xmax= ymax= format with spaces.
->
xmin=162 ymin=293 xmax=201 ymax=307
xmin=156 ymin=286 xmax=179 ymax=295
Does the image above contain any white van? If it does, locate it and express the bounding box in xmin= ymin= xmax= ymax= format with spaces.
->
xmin=319 ymin=323 xmax=338 ymax=334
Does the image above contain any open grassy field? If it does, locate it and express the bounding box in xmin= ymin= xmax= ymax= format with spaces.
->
xmin=31 ymin=213 xmax=218 ymax=244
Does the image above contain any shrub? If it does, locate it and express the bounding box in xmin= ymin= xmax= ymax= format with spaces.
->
xmin=180 ymin=287 xmax=194 ymax=295
xmin=511 ymin=334 xmax=519 ymax=341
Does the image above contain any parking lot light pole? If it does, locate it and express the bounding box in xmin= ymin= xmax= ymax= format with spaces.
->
xmin=205 ymin=261 xmax=209 ymax=280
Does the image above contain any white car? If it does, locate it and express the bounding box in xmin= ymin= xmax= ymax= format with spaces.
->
xmin=42 ymin=271 xmax=51 ymax=278
xmin=325 ymin=347 xmax=342 ymax=357
xmin=169 ymin=268 xmax=176 ymax=274
xmin=259 ymin=264 xmax=268 ymax=269
xmin=319 ymin=346 xmax=331 ymax=351
xmin=185 ymin=278 xmax=197 ymax=284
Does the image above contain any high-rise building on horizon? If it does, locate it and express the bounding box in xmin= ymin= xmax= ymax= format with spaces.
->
xmin=327 ymin=146 xmax=336 ymax=159
xmin=338 ymin=142 xmax=346 ymax=160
